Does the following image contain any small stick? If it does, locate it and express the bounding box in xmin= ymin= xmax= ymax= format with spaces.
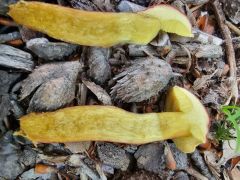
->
xmin=225 ymin=20 xmax=240 ymax=37
xmin=190 ymin=4 xmax=204 ymax=12
xmin=211 ymin=0 xmax=238 ymax=104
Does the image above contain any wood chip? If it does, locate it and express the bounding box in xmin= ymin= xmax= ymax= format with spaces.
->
xmin=26 ymin=38 xmax=78 ymax=60
xmin=20 ymin=61 xmax=83 ymax=112
xmin=87 ymin=47 xmax=111 ymax=85
xmin=64 ymin=142 xmax=91 ymax=154
xmin=0 ymin=44 xmax=33 ymax=71
xmin=0 ymin=32 xmax=21 ymax=43
xmin=82 ymin=79 xmax=112 ymax=105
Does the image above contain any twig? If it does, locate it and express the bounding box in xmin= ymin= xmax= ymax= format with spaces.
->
xmin=211 ymin=0 xmax=238 ymax=104
xmin=225 ymin=21 xmax=240 ymax=37
xmin=193 ymin=28 xmax=223 ymax=45
xmin=185 ymin=4 xmax=197 ymax=27
xmin=190 ymin=4 xmax=204 ymax=12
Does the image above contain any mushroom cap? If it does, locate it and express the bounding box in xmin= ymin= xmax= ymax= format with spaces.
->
xmin=165 ymin=86 xmax=209 ymax=153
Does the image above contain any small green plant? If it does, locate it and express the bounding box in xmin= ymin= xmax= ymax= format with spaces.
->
xmin=215 ymin=106 xmax=240 ymax=152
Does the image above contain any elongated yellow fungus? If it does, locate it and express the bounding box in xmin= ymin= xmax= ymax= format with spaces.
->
xmin=17 ymin=86 xmax=209 ymax=153
xmin=8 ymin=1 xmax=192 ymax=47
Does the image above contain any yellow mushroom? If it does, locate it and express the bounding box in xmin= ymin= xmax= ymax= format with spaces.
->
xmin=17 ymin=86 xmax=209 ymax=153
xmin=8 ymin=1 xmax=192 ymax=47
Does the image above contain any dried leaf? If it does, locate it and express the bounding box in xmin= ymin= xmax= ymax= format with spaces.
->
xmin=203 ymin=150 xmax=221 ymax=179
xmin=217 ymin=140 xmax=240 ymax=166
xmin=35 ymin=164 xmax=56 ymax=174
xmin=228 ymin=163 xmax=240 ymax=180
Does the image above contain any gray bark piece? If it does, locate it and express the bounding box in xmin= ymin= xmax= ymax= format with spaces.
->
xmin=221 ymin=0 xmax=240 ymax=24
xmin=26 ymin=38 xmax=78 ymax=60
xmin=171 ymin=29 xmax=224 ymax=46
xmin=70 ymin=0 xmax=98 ymax=11
xmin=87 ymin=47 xmax=111 ymax=85
xmin=19 ymin=27 xmax=41 ymax=42
xmin=173 ymin=171 xmax=190 ymax=180
xmin=128 ymin=45 xmax=158 ymax=57
xmin=117 ymin=1 xmax=146 ymax=12
xmin=171 ymin=0 xmax=185 ymax=13
xmin=82 ymin=79 xmax=112 ymax=105
xmin=173 ymin=43 xmax=223 ymax=58
xmin=0 ymin=71 xmax=20 ymax=133
xmin=193 ymin=29 xmax=223 ymax=45
xmin=111 ymin=58 xmax=173 ymax=102
xmin=68 ymin=154 xmax=101 ymax=180
xmin=169 ymin=143 xmax=188 ymax=170
xmin=20 ymin=61 xmax=83 ymax=112
xmin=97 ymin=143 xmax=130 ymax=171
xmin=27 ymin=77 xmax=76 ymax=112
xmin=19 ymin=148 xmax=37 ymax=167
xmin=0 ymin=132 xmax=24 ymax=179
xmin=195 ymin=44 xmax=223 ymax=58
xmin=0 ymin=45 xmax=33 ymax=71
xmin=0 ymin=94 xmax=11 ymax=133
xmin=0 ymin=154 xmax=24 ymax=179
xmin=184 ymin=0 xmax=209 ymax=5
xmin=0 ymin=70 xmax=20 ymax=94
xmin=20 ymin=169 xmax=56 ymax=180
xmin=20 ymin=61 xmax=83 ymax=100
xmin=0 ymin=32 xmax=21 ymax=43
xmin=134 ymin=143 xmax=166 ymax=173
xmin=0 ymin=0 xmax=17 ymax=16
xmin=191 ymin=150 xmax=215 ymax=180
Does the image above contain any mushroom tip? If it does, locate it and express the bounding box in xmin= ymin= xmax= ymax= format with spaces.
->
xmin=166 ymin=86 xmax=209 ymax=153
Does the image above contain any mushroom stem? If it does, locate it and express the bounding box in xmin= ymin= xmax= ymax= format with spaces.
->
xmin=19 ymin=108 xmax=189 ymax=144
